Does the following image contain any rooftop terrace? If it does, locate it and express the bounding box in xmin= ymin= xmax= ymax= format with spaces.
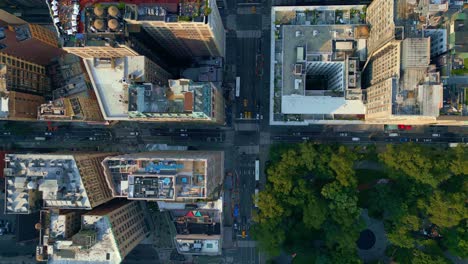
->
xmin=4 ymin=154 xmax=91 ymax=214
xmin=84 ymin=56 xmax=141 ymax=120
xmin=103 ymin=155 xmax=207 ymax=201
xmin=123 ymin=0 xmax=209 ymax=23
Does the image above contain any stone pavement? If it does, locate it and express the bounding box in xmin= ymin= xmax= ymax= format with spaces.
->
xmin=358 ymin=210 xmax=389 ymax=262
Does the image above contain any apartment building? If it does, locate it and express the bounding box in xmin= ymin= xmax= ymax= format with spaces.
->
xmin=4 ymin=153 xmax=116 ymax=214
xmin=5 ymin=91 xmax=45 ymax=120
xmin=0 ymin=53 xmax=51 ymax=95
xmin=124 ymin=0 xmax=225 ymax=59
xmin=39 ymin=199 xmax=148 ymax=263
xmin=366 ymin=0 xmax=396 ymax=54
xmin=101 ymin=151 xmax=224 ymax=202
xmin=0 ymin=10 xmax=63 ymax=65
xmin=38 ymin=96 xmax=105 ymax=122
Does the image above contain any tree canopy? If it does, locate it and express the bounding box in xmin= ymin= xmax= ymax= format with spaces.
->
xmin=254 ymin=143 xmax=467 ymax=263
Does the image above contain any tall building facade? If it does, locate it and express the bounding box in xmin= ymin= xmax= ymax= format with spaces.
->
xmin=64 ymin=45 xmax=139 ymax=60
xmin=124 ymin=0 xmax=225 ymax=59
xmin=6 ymin=91 xmax=45 ymax=120
xmin=366 ymin=0 xmax=396 ymax=54
xmin=0 ymin=10 xmax=63 ymax=66
xmin=0 ymin=53 xmax=50 ymax=95
xmin=73 ymin=153 xmax=117 ymax=208
xmin=364 ymin=0 xmax=443 ymax=123
xmin=39 ymin=199 xmax=148 ymax=263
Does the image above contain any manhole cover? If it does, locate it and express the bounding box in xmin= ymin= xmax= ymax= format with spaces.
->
xmin=356 ymin=229 xmax=376 ymax=250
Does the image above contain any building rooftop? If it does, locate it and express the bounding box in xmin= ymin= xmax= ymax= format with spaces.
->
xmin=4 ymin=154 xmax=92 ymax=214
xmin=123 ymin=0 xmax=209 ymax=23
xmin=0 ymin=19 xmax=64 ymax=65
xmin=272 ymin=5 xmax=367 ymax=120
xmin=167 ymin=199 xmax=223 ymax=255
xmin=83 ymin=56 xmax=141 ymax=120
xmin=84 ymin=54 xmax=216 ymax=121
xmin=281 ymin=95 xmax=366 ymax=115
xmin=102 ymin=154 xmax=208 ymax=201
xmin=47 ymin=211 xmax=122 ymax=264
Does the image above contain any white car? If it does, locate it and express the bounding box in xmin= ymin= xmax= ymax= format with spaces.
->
xmin=352 ymin=137 xmax=360 ymax=141
xmin=180 ymin=134 xmax=188 ymax=137
xmin=130 ymin=132 xmax=139 ymax=136
xmin=432 ymin=133 xmax=440 ymax=137
xmin=89 ymin=137 xmax=97 ymax=141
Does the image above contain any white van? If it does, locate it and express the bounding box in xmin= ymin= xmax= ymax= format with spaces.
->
xmin=352 ymin=137 xmax=360 ymax=141
xmin=389 ymin=133 xmax=399 ymax=137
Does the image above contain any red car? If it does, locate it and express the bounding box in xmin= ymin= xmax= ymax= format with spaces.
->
xmin=398 ymin=125 xmax=412 ymax=130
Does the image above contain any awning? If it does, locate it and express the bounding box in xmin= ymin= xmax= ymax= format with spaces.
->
xmin=186 ymin=211 xmax=194 ymax=217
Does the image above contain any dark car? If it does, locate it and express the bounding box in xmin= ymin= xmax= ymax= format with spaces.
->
xmin=400 ymin=138 xmax=409 ymax=142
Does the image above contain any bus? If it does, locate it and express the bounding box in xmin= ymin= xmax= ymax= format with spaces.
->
xmin=235 ymin=77 xmax=240 ymax=97
xmin=255 ymin=159 xmax=259 ymax=182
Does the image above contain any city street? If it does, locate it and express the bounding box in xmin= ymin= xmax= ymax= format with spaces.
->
xmin=0 ymin=0 xmax=468 ymax=263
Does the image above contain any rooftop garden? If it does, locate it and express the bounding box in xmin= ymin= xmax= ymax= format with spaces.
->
xmin=178 ymin=0 xmax=211 ymax=22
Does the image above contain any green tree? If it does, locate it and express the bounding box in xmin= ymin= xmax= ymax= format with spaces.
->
xmin=321 ymin=182 xmax=360 ymax=227
xmin=329 ymin=146 xmax=358 ymax=188
xmin=441 ymin=225 xmax=468 ymax=258
xmin=386 ymin=214 xmax=420 ymax=248
xmin=302 ymin=193 xmax=327 ymax=230
xmin=411 ymin=250 xmax=450 ymax=264
xmin=449 ymin=145 xmax=468 ymax=176
xmin=379 ymin=144 xmax=451 ymax=187
xmin=419 ymin=191 xmax=468 ymax=228
xmin=250 ymin=221 xmax=285 ymax=256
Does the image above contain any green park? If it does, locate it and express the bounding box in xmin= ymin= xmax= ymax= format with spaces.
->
xmin=253 ymin=143 xmax=467 ymax=264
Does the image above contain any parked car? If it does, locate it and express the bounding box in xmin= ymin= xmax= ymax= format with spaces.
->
xmin=388 ymin=133 xmax=399 ymax=137
xmin=180 ymin=134 xmax=188 ymax=137
xmin=339 ymin=133 xmax=348 ymax=137
xmin=352 ymin=137 xmax=360 ymax=141
xmin=432 ymin=133 xmax=441 ymax=137
xmin=423 ymin=138 xmax=432 ymax=142
xmin=45 ymin=132 xmax=52 ymax=136
xmin=400 ymin=138 xmax=409 ymax=142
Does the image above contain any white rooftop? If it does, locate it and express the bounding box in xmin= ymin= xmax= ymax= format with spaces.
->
xmin=281 ymin=95 xmax=366 ymax=115
xmin=48 ymin=214 xmax=121 ymax=264
xmin=4 ymin=154 xmax=92 ymax=213
xmin=84 ymin=56 xmax=148 ymax=120
xmin=176 ymin=238 xmax=220 ymax=254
